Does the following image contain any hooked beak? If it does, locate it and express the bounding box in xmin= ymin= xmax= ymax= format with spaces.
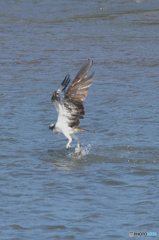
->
xmin=49 ymin=124 xmax=54 ymax=130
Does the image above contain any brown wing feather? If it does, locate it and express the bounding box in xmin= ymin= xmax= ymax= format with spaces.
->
xmin=66 ymin=59 xmax=94 ymax=103
xmin=64 ymin=59 xmax=94 ymax=127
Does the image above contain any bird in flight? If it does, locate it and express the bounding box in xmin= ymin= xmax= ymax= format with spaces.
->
xmin=49 ymin=59 xmax=95 ymax=149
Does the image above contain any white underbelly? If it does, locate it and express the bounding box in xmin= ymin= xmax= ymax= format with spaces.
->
xmin=55 ymin=123 xmax=74 ymax=135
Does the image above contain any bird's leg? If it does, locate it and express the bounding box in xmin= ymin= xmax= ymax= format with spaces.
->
xmin=66 ymin=139 xmax=72 ymax=149
xmin=63 ymin=132 xmax=72 ymax=149
xmin=71 ymin=134 xmax=81 ymax=149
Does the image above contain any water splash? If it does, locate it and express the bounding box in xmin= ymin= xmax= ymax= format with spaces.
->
xmin=69 ymin=144 xmax=92 ymax=158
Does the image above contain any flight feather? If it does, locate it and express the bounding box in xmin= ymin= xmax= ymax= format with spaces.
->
xmin=51 ymin=59 xmax=94 ymax=128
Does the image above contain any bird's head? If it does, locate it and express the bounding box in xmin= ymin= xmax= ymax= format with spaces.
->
xmin=49 ymin=124 xmax=55 ymax=131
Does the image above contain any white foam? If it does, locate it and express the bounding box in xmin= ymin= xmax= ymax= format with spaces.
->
xmin=81 ymin=143 xmax=91 ymax=156
xmin=70 ymin=143 xmax=92 ymax=158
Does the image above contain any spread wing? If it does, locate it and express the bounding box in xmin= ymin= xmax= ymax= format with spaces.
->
xmin=51 ymin=59 xmax=94 ymax=127
xmin=51 ymin=74 xmax=70 ymax=112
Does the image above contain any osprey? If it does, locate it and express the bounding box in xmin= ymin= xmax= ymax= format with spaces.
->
xmin=49 ymin=59 xmax=95 ymax=149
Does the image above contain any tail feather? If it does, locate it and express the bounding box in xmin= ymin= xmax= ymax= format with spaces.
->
xmin=72 ymin=127 xmax=96 ymax=133
xmin=83 ymin=128 xmax=96 ymax=133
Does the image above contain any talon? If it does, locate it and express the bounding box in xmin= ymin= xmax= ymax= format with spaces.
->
xmin=66 ymin=144 xmax=71 ymax=149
